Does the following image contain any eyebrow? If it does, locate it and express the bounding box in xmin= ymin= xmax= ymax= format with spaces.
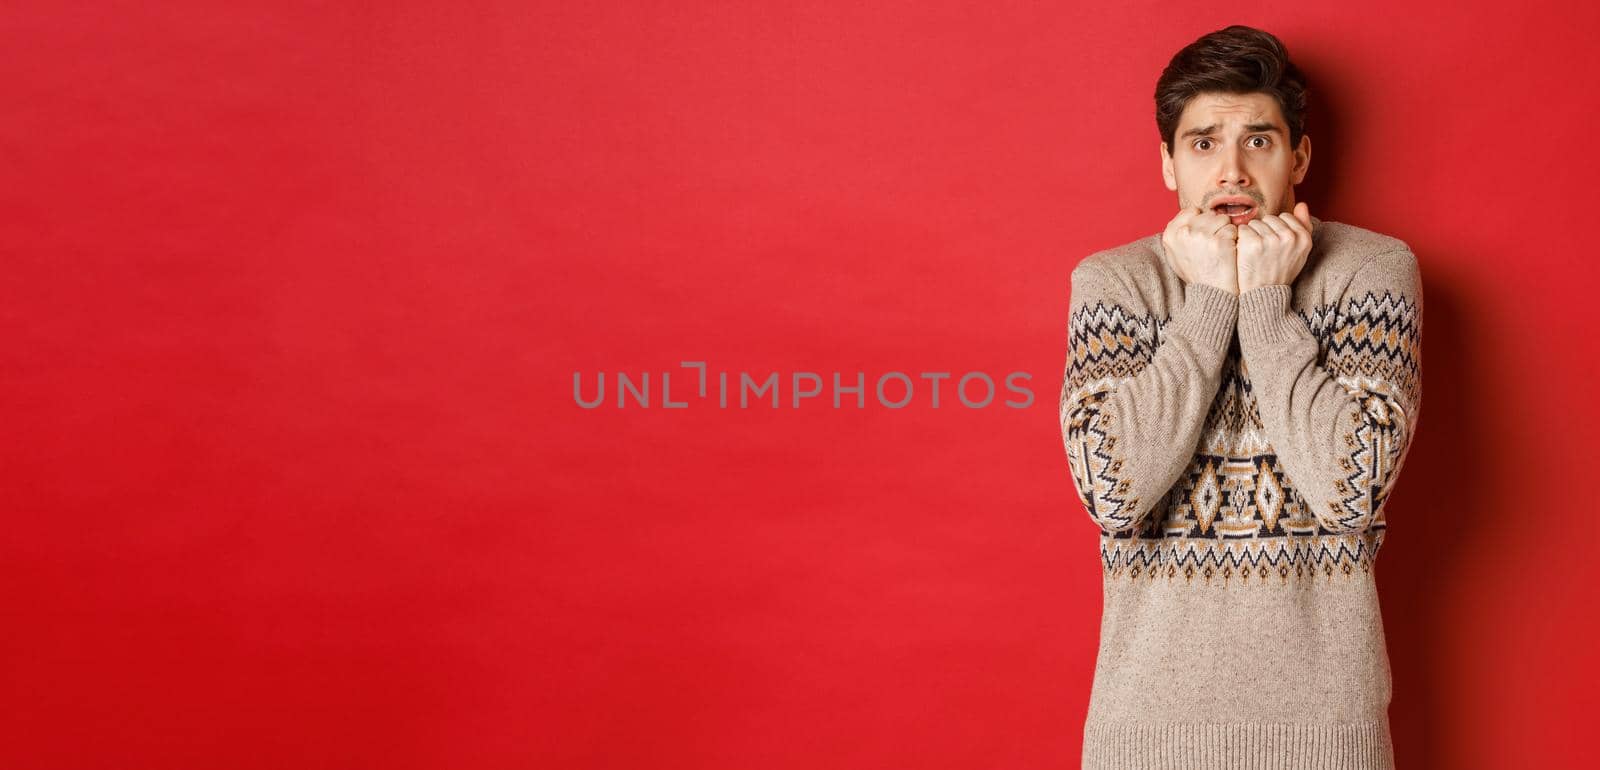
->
xmin=1180 ymin=122 xmax=1283 ymax=140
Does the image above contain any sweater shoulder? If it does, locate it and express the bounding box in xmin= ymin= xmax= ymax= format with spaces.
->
xmin=1074 ymin=233 xmax=1165 ymax=280
xmin=1312 ymin=221 xmax=1412 ymax=273
xmin=1070 ymin=234 xmax=1172 ymax=312
xmin=1305 ymin=221 xmax=1418 ymax=306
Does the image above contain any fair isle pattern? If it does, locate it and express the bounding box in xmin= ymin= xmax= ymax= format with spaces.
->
xmin=1307 ymin=288 xmax=1422 ymax=532
xmin=1060 ymin=299 xmax=1160 ymax=532
xmin=1145 ymin=452 xmax=1391 ymax=540
xmin=1063 ymin=286 xmax=1417 ymax=581
xmin=1070 ymin=225 xmax=1411 ymax=767
xmin=1099 ymin=529 xmax=1384 ymax=585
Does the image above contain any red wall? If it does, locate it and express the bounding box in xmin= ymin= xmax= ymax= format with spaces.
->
xmin=4 ymin=3 xmax=1596 ymax=768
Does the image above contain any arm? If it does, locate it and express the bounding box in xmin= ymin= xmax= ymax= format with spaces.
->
xmin=1059 ymin=260 xmax=1238 ymax=533
xmin=1236 ymin=248 xmax=1424 ymax=534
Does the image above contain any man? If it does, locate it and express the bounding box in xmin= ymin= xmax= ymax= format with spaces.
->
xmin=1059 ymin=25 xmax=1422 ymax=769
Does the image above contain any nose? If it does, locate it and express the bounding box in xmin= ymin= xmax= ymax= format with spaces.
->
xmin=1218 ymin=146 xmax=1249 ymax=188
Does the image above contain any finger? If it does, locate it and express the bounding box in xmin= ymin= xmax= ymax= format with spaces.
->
xmin=1241 ymin=221 xmax=1278 ymax=250
xmin=1197 ymin=207 xmax=1236 ymax=234
xmin=1294 ymin=200 xmax=1312 ymax=229
xmin=1246 ymin=218 xmax=1277 ymax=236
xmin=1255 ymin=215 xmax=1291 ymax=240
xmin=1271 ymin=214 xmax=1310 ymax=256
xmin=1274 ymin=209 xmax=1310 ymax=240
xmin=1167 ymin=206 xmax=1204 ymax=238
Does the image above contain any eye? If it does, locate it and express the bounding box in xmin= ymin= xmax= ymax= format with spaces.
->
xmin=1248 ymin=135 xmax=1271 ymax=148
xmin=1194 ymin=138 xmax=1213 ymax=151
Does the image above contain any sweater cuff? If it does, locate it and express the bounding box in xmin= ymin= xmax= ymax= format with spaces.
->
xmin=1238 ymin=284 xmax=1313 ymax=346
xmin=1165 ymin=281 xmax=1239 ymax=351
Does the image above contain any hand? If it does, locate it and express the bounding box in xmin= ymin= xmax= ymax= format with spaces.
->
xmin=1236 ymin=201 xmax=1313 ymax=294
xmin=1162 ymin=206 xmax=1241 ymax=295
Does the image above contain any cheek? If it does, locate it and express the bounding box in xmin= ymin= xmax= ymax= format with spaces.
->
xmin=1255 ymin=154 xmax=1294 ymax=179
xmin=1170 ymin=163 xmax=1199 ymax=190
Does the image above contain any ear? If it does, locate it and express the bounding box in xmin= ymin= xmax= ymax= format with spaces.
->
xmin=1291 ymin=134 xmax=1311 ymax=185
xmin=1160 ymin=142 xmax=1177 ymax=191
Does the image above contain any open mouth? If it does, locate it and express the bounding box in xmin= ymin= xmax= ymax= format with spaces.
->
xmin=1212 ymin=202 xmax=1258 ymax=221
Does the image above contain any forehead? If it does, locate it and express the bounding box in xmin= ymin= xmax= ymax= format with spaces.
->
xmin=1177 ymin=91 xmax=1285 ymax=131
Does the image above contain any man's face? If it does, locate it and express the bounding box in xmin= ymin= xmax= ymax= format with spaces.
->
xmin=1161 ymin=91 xmax=1311 ymax=226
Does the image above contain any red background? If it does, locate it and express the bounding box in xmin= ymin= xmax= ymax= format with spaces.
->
xmin=4 ymin=2 xmax=1597 ymax=768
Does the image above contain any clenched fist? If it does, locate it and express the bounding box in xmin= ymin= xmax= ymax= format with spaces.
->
xmin=1162 ymin=201 xmax=1315 ymax=295
xmin=1162 ymin=206 xmax=1242 ymax=295
xmin=1236 ymin=201 xmax=1313 ymax=293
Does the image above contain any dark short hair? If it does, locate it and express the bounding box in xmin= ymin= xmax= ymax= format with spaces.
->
xmin=1155 ymin=25 xmax=1308 ymax=155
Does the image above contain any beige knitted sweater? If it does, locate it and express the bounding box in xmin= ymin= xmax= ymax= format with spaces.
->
xmin=1059 ymin=215 xmax=1423 ymax=769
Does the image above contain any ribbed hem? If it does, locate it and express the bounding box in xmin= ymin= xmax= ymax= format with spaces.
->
xmin=1237 ymin=284 xmax=1312 ymax=347
xmin=1083 ymin=720 xmax=1393 ymax=769
xmin=1164 ymin=281 xmax=1238 ymax=351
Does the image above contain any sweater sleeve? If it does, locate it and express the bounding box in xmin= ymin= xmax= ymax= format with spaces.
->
xmin=1059 ymin=261 xmax=1239 ymax=533
xmin=1236 ymin=248 xmax=1424 ymax=534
